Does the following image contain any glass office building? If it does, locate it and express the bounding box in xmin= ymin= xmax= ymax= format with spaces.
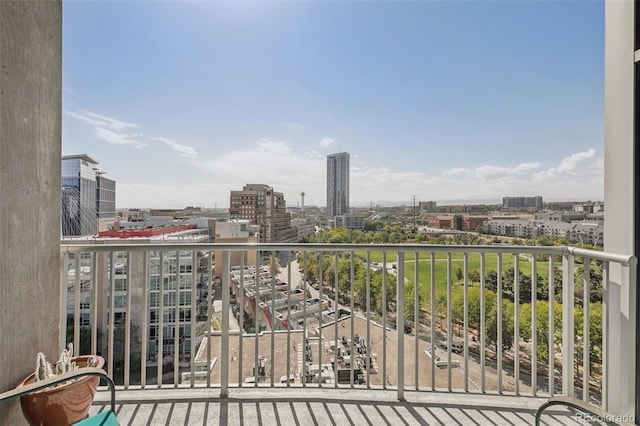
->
xmin=61 ymin=154 xmax=114 ymax=236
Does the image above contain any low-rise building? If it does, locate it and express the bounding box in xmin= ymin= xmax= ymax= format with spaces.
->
xmin=429 ymin=215 xmax=454 ymax=229
xmin=334 ymin=215 xmax=364 ymax=230
xmin=462 ymin=216 xmax=488 ymax=231
xmin=484 ymin=219 xmax=604 ymax=245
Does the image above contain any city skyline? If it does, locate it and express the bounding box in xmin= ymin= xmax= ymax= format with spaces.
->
xmin=62 ymin=1 xmax=604 ymax=208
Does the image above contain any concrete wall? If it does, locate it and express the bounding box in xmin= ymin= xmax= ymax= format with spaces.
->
xmin=604 ymin=0 xmax=636 ymax=416
xmin=0 ymin=1 xmax=62 ymax=424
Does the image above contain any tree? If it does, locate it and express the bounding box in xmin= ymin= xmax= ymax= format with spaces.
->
xmin=389 ymin=231 xmax=403 ymax=243
xmin=486 ymin=299 xmax=515 ymax=350
xmin=468 ymin=269 xmax=481 ymax=284
xmin=518 ymin=300 xmax=563 ymax=361
xmin=434 ymin=294 xmax=448 ymax=328
xmin=451 ymin=287 xmax=497 ymax=330
xmin=574 ymin=264 xmax=603 ymax=305
xmin=403 ymin=280 xmax=424 ymax=324
xmin=353 ymin=267 xmax=369 ymax=306
xmin=267 ymin=255 xmax=281 ymax=276
xmin=485 ymin=271 xmax=498 ymax=293
xmin=499 ymin=267 xmax=546 ymax=304
xmin=455 ymin=268 xmax=464 ymax=284
xmin=574 ymin=303 xmax=603 ymax=373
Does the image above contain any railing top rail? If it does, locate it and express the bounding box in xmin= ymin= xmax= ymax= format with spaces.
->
xmin=60 ymin=243 xmax=636 ymax=265
xmin=567 ymin=246 xmax=637 ymax=266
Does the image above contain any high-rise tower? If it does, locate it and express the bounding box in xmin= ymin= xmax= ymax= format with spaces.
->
xmin=326 ymin=152 xmax=350 ymax=222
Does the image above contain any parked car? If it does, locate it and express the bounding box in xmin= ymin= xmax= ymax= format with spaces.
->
xmin=450 ymin=342 xmax=463 ymax=354
xmin=439 ymin=340 xmax=463 ymax=354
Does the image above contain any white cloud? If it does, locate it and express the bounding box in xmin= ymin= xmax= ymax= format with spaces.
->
xmin=112 ymin=137 xmax=603 ymax=208
xmin=94 ymin=128 xmax=147 ymax=148
xmin=285 ymin=122 xmax=306 ymax=129
xmin=187 ymin=138 xmax=326 ymax=205
xmin=442 ymin=161 xmax=541 ymax=180
xmin=255 ymin=139 xmax=292 ymax=155
xmin=348 ymin=149 xmax=602 ymax=204
xmin=534 ymin=149 xmax=600 ymax=178
xmin=66 ymin=109 xmax=147 ymax=150
xmin=116 ymin=182 xmax=218 ymax=209
xmin=152 ymin=136 xmax=198 ymax=158
xmin=65 ymin=110 xmax=139 ymax=130
xmin=319 ymin=137 xmax=337 ymax=147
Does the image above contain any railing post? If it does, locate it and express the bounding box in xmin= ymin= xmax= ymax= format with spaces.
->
xmin=59 ymin=250 xmax=67 ymax=353
xmin=397 ymin=252 xmax=405 ymax=401
xmin=562 ymin=251 xmax=574 ymax=397
xmin=221 ymin=251 xmax=230 ymax=398
xmin=604 ymin=258 xmax=637 ymax=416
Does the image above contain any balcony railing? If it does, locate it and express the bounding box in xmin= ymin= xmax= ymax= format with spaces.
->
xmin=60 ymin=242 xmax=635 ymax=412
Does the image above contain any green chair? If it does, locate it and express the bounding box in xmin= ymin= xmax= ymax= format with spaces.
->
xmin=0 ymin=366 xmax=118 ymax=425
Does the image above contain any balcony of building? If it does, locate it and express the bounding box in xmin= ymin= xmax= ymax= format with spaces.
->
xmin=1 ymin=1 xmax=639 ymax=424
xmin=58 ymin=242 xmax=635 ymax=425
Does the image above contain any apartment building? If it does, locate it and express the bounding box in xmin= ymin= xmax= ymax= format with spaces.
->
xmin=64 ymin=224 xmax=212 ymax=364
xmin=502 ymin=196 xmax=543 ymax=210
xmin=484 ymin=219 xmax=604 ymax=245
xmin=229 ymin=184 xmax=298 ymax=243
xmin=418 ymin=201 xmax=437 ymax=213
xmin=326 ymin=152 xmax=350 ymax=225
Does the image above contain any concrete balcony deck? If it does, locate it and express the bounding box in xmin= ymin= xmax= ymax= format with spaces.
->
xmin=91 ymin=387 xmax=582 ymax=425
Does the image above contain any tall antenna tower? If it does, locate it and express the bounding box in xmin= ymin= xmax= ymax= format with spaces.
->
xmin=300 ymin=192 xmax=306 ymax=217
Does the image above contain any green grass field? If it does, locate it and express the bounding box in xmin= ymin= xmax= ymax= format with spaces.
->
xmin=356 ymin=250 xmax=555 ymax=301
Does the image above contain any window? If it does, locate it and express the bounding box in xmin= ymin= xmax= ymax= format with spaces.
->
xmin=80 ymin=313 xmax=90 ymax=327
xmin=163 ymin=293 xmax=176 ymax=306
xmin=162 ymin=311 xmax=175 ymax=323
xmin=179 ymin=308 xmax=191 ymax=321
xmin=179 ymin=275 xmax=192 ymax=289
xmin=115 ymin=278 xmax=126 ymax=292
xmin=179 ymin=292 xmax=191 ymax=306
xmin=150 ymin=275 xmax=160 ymax=290
xmin=163 ymin=277 xmax=176 ymax=290
xmin=114 ymin=295 xmax=126 ymax=309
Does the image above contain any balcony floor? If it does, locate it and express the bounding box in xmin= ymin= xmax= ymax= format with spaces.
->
xmin=91 ymin=387 xmax=583 ymax=425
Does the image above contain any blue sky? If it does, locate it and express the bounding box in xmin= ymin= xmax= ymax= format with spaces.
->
xmin=63 ymin=0 xmax=605 ymax=209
